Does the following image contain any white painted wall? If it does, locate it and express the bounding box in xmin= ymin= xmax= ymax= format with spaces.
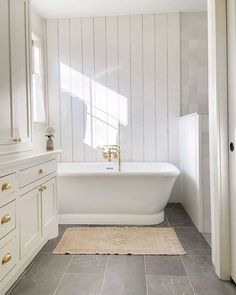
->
xmin=179 ymin=113 xmax=210 ymax=233
xmin=46 ymin=13 xmax=180 ymax=165
xmin=181 ymin=12 xmax=208 ymax=115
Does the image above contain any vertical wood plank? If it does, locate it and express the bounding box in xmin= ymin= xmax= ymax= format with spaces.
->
xmin=143 ymin=14 xmax=156 ymax=161
xmin=46 ymin=20 xmax=61 ymax=151
xmin=58 ymin=19 xmax=72 ymax=162
xmin=94 ymin=17 xmax=107 ymax=160
xmin=155 ymin=14 xmax=168 ymax=161
xmin=106 ymin=16 xmax=120 ymax=146
xmin=82 ymin=17 xmax=97 ymax=161
xmin=10 ymin=0 xmax=29 ymax=140
xmin=70 ymin=18 xmax=85 ymax=162
xmin=118 ymin=16 xmax=132 ymax=161
xmin=168 ymin=13 xmax=180 ymax=165
xmin=130 ymin=15 xmax=144 ymax=161
xmin=0 ymin=0 xmax=11 ymax=139
xmin=168 ymin=13 xmax=180 ymax=201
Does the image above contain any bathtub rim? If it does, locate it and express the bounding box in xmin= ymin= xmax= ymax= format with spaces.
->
xmin=58 ymin=162 xmax=180 ymax=177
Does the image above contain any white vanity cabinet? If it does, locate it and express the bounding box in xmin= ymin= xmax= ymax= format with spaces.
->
xmin=19 ymin=187 xmax=41 ymax=259
xmin=0 ymin=0 xmax=32 ymax=152
xmin=0 ymin=151 xmax=60 ymax=295
xmin=41 ymin=178 xmax=57 ymax=239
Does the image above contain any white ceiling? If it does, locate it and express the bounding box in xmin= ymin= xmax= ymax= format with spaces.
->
xmin=31 ymin=0 xmax=207 ymax=19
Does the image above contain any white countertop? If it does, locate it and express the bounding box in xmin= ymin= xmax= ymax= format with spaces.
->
xmin=0 ymin=149 xmax=61 ymax=170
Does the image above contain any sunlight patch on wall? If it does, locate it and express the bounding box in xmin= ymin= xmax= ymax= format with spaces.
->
xmin=60 ymin=63 xmax=127 ymax=149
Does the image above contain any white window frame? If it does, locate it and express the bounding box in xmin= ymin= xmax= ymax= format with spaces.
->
xmin=32 ymin=32 xmax=46 ymax=124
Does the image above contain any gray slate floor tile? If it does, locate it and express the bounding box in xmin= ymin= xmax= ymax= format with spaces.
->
xmin=101 ymin=255 xmax=125 ymax=295
xmin=145 ymin=256 xmax=186 ymax=276
xmin=55 ymin=273 xmax=103 ymax=295
xmin=165 ymin=206 xmax=194 ymax=228
xmin=172 ymin=276 xmax=194 ymax=295
xmin=67 ymin=255 xmax=108 ymax=274
xmin=147 ymin=276 xmax=195 ymax=295
xmin=182 ymin=255 xmax=236 ymax=295
xmin=123 ymin=255 xmax=147 ymax=295
xmin=175 ymin=227 xmax=211 ymax=255
xmin=147 ymin=276 xmax=174 ymax=295
xmin=8 ymin=253 xmax=71 ymax=295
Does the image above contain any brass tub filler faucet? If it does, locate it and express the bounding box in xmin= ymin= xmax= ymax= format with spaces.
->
xmin=102 ymin=145 xmax=121 ymax=171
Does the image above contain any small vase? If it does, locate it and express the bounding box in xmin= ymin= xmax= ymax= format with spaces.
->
xmin=46 ymin=136 xmax=54 ymax=151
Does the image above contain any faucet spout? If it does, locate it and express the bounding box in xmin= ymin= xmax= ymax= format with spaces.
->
xmin=102 ymin=145 xmax=121 ymax=171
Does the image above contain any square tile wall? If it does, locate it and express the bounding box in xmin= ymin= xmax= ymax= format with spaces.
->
xmin=181 ymin=12 xmax=208 ymax=116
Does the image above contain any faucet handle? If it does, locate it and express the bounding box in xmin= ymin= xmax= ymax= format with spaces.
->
xmin=112 ymin=151 xmax=118 ymax=159
xmin=101 ymin=146 xmax=109 ymax=160
xmin=102 ymin=152 xmax=109 ymax=160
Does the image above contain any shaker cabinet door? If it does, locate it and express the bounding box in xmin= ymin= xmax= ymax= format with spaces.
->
xmin=0 ymin=0 xmax=32 ymax=150
xmin=10 ymin=0 xmax=31 ymax=144
xmin=0 ymin=0 xmax=14 ymax=145
xmin=19 ymin=188 xmax=41 ymax=259
xmin=41 ymin=178 xmax=58 ymax=240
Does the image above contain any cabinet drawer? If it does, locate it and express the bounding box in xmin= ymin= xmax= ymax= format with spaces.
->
xmin=0 ymin=174 xmax=16 ymax=200
xmin=0 ymin=236 xmax=17 ymax=281
xmin=19 ymin=159 xmax=57 ymax=188
xmin=0 ymin=201 xmax=16 ymax=240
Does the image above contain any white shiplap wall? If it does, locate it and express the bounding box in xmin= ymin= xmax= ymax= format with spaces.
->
xmin=46 ymin=13 xmax=180 ymax=165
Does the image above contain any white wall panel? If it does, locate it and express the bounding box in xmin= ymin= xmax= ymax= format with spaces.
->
xmin=46 ymin=20 xmax=61 ymax=150
xmin=168 ymin=13 xmax=180 ymax=166
xmin=70 ymin=18 xmax=85 ymax=162
xmin=58 ymin=19 xmax=72 ymax=162
xmin=118 ymin=16 xmax=132 ymax=161
xmin=143 ymin=14 xmax=156 ymax=161
xmin=94 ymin=17 xmax=107 ymax=160
xmin=81 ymin=17 xmax=97 ymax=161
xmin=130 ymin=15 xmax=144 ymax=161
xmin=168 ymin=13 xmax=181 ymax=201
xmin=106 ymin=16 xmax=119 ymax=146
xmin=155 ymin=14 xmax=168 ymax=161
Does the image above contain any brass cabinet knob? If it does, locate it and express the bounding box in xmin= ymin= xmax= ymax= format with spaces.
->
xmin=13 ymin=138 xmax=21 ymax=143
xmin=2 ymin=253 xmax=12 ymax=265
xmin=39 ymin=185 xmax=47 ymax=192
xmin=1 ymin=214 xmax=11 ymax=224
xmin=39 ymin=169 xmax=45 ymax=175
xmin=1 ymin=183 xmax=12 ymax=192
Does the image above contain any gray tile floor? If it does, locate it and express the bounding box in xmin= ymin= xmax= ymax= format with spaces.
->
xmin=8 ymin=204 xmax=236 ymax=295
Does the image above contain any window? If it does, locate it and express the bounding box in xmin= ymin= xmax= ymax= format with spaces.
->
xmin=32 ymin=33 xmax=46 ymax=123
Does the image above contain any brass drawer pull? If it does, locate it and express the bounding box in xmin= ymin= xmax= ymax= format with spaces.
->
xmin=13 ymin=138 xmax=21 ymax=143
xmin=1 ymin=214 xmax=11 ymax=224
xmin=1 ymin=183 xmax=12 ymax=192
xmin=2 ymin=253 xmax=12 ymax=265
xmin=39 ymin=169 xmax=45 ymax=175
xmin=39 ymin=185 xmax=47 ymax=192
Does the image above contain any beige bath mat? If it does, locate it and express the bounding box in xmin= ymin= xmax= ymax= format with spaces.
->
xmin=53 ymin=227 xmax=186 ymax=255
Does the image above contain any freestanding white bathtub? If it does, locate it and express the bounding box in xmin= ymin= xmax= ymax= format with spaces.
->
xmin=58 ymin=162 xmax=180 ymax=225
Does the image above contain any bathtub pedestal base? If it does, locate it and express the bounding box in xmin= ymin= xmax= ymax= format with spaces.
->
xmin=59 ymin=211 xmax=164 ymax=225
